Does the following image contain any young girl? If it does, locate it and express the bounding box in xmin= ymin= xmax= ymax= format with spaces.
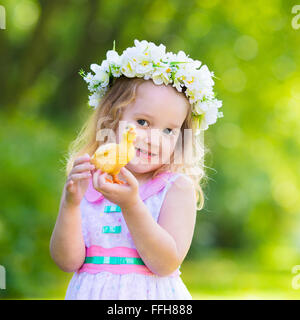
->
xmin=50 ymin=40 xmax=223 ymax=300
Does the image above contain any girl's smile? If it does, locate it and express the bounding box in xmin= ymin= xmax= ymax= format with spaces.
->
xmin=135 ymin=146 xmax=157 ymax=159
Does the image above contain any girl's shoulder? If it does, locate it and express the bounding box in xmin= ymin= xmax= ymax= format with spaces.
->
xmin=161 ymin=172 xmax=195 ymax=199
xmin=166 ymin=172 xmax=194 ymax=187
xmin=158 ymin=172 xmax=196 ymax=224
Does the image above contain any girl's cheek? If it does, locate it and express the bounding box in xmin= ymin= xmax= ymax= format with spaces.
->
xmin=162 ymin=135 xmax=177 ymax=150
xmin=135 ymin=127 xmax=147 ymax=140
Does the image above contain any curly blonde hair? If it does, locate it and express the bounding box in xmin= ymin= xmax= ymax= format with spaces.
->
xmin=64 ymin=76 xmax=210 ymax=211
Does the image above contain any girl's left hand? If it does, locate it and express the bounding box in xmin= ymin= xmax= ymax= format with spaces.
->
xmin=92 ymin=167 xmax=140 ymax=209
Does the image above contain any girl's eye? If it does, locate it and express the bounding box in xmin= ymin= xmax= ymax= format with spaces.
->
xmin=137 ymin=119 xmax=149 ymax=127
xmin=137 ymin=119 xmax=176 ymax=136
xmin=163 ymin=128 xmax=174 ymax=135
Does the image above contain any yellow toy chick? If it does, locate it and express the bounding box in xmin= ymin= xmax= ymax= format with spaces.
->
xmin=90 ymin=123 xmax=137 ymax=184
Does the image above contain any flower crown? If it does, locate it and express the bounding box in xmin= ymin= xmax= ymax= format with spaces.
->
xmin=79 ymin=39 xmax=223 ymax=133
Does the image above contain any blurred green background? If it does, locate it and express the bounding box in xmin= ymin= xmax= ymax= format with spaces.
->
xmin=0 ymin=0 xmax=300 ymax=300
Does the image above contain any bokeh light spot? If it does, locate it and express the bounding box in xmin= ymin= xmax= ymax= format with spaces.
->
xmin=216 ymin=122 xmax=243 ymax=149
xmin=234 ymin=35 xmax=258 ymax=61
xmin=222 ymin=67 xmax=247 ymax=93
xmin=13 ymin=0 xmax=40 ymax=31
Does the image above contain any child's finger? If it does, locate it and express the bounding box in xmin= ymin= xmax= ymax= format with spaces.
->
xmin=98 ymin=172 xmax=110 ymax=190
xmin=93 ymin=169 xmax=100 ymax=190
xmin=72 ymin=162 xmax=95 ymax=174
xmin=91 ymin=168 xmax=97 ymax=175
xmin=120 ymin=167 xmax=138 ymax=188
xmin=71 ymin=172 xmax=92 ymax=181
xmin=66 ymin=179 xmax=75 ymax=193
xmin=73 ymin=153 xmax=90 ymax=164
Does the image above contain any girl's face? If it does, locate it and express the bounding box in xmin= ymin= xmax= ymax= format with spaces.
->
xmin=116 ymin=80 xmax=189 ymax=175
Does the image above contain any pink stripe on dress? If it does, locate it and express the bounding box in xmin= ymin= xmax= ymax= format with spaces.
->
xmin=86 ymin=245 xmax=142 ymax=258
xmin=77 ymin=245 xmax=180 ymax=277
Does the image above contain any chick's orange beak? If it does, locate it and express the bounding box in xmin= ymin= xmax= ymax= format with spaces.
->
xmin=129 ymin=128 xmax=136 ymax=138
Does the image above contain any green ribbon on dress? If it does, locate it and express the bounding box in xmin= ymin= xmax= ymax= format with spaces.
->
xmin=104 ymin=205 xmax=122 ymax=213
xmin=84 ymin=256 xmax=145 ymax=265
xmin=102 ymin=225 xmax=122 ymax=233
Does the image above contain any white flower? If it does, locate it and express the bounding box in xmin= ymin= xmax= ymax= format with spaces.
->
xmin=194 ymin=99 xmax=223 ymax=130
xmin=152 ymin=64 xmax=172 ymax=85
xmin=90 ymin=63 xmax=101 ymax=73
xmin=84 ymin=72 xmax=95 ymax=85
xmin=83 ymin=72 xmax=93 ymax=82
xmin=148 ymin=43 xmax=166 ymax=64
xmin=120 ymin=48 xmax=138 ymax=77
xmin=88 ymin=91 xmax=102 ymax=108
xmin=106 ymin=50 xmax=122 ymax=77
xmin=164 ymin=52 xmax=177 ymax=63
xmin=198 ymin=65 xmax=214 ymax=87
xmin=80 ymin=39 xmax=223 ymax=130
xmin=94 ymin=69 xmax=109 ymax=87
xmin=120 ymin=60 xmax=136 ymax=77
xmin=100 ymin=60 xmax=110 ymax=73
xmin=173 ymin=78 xmax=183 ymax=92
xmin=135 ymin=57 xmax=154 ymax=77
xmin=186 ymin=86 xmax=207 ymax=104
xmin=134 ymin=39 xmax=149 ymax=52
xmin=110 ymin=65 xmax=121 ymax=77
xmin=176 ymin=50 xmax=190 ymax=62
xmin=83 ymin=72 xmax=100 ymax=93
xmin=89 ymin=63 xmax=110 ymax=87
xmin=106 ymin=50 xmax=121 ymax=65
xmin=135 ymin=52 xmax=154 ymax=76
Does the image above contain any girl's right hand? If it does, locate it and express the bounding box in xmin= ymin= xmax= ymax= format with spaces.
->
xmin=63 ymin=153 xmax=96 ymax=208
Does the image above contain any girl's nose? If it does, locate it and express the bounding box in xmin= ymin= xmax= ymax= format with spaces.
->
xmin=147 ymin=128 xmax=160 ymax=143
xmin=136 ymin=128 xmax=161 ymax=149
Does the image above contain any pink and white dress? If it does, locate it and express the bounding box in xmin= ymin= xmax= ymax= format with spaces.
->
xmin=65 ymin=171 xmax=193 ymax=300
